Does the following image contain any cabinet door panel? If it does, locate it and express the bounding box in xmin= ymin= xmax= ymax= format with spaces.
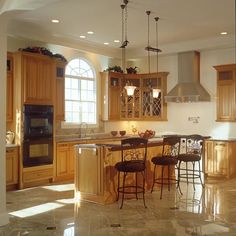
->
xmin=56 ymin=77 xmax=65 ymax=120
xmin=56 ymin=148 xmax=69 ymax=176
xmin=6 ymin=73 xmax=13 ymax=121
xmin=6 ymin=148 xmax=18 ymax=185
xmin=217 ymin=82 xmax=235 ymax=120
xmin=23 ymin=55 xmax=55 ymax=105
xmin=214 ymin=142 xmax=228 ymax=176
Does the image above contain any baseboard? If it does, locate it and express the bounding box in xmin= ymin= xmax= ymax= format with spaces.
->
xmin=0 ymin=212 xmax=9 ymax=226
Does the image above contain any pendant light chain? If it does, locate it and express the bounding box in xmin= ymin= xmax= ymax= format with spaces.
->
xmin=155 ymin=17 xmax=160 ymax=74
xmin=146 ymin=11 xmax=151 ymax=74
xmin=121 ymin=3 xmax=125 ymax=71
xmin=125 ymin=3 xmax=128 ymax=42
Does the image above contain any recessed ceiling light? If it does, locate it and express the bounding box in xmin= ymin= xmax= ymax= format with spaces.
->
xmin=104 ymin=42 xmax=109 ymax=45
xmin=87 ymin=31 xmax=94 ymax=34
xmin=80 ymin=35 xmax=86 ymax=38
xmin=114 ymin=40 xmax=120 ymax=43
xmin=221 ymin=32 xmax=228 ymax=35
xmin=51 ymin=19 xmax=59 ymax=23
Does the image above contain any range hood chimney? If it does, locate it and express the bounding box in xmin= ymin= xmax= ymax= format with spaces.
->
xmin=164 ymin=51 xmax=211 ymax=102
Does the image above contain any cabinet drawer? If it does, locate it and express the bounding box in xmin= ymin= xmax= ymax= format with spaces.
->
xmin=23 ymin=168 xmax=53 ymax=182
xmin=57 ymin=143 xmax=69 ymax=148
xmin=6 ymin=148 xmax=17 ymax=155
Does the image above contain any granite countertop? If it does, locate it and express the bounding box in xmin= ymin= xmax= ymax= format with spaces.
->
xmin=209 ymin=137 xmax=236 ymax=142
xmin=75 ymin=138 xmax=163 ymax=152
xmin=6 ymin=143 xmax=18 ymax=148
xmin=55 ymin=133 xmax=131 ymax=142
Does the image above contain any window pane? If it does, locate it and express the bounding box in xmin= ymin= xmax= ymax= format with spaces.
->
xmin=81 ymin=80 xmax=87 ymax=90
xmin=65 ymin=58 xmax=96 ymax=124
xmin=71 ymin=78 xmax=79 ymax=89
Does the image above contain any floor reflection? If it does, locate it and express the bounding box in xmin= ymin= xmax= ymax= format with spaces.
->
xmin=1 ymin=178 xmax=236 ymax=235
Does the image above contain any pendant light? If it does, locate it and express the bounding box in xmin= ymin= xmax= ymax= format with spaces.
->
xmin=152 ymin=16 xmax=161 ymax=98
xmin=145 ymin=11 xmax=162 ymax=98
xmin=120 ymin=0 xmax=136 ymax=96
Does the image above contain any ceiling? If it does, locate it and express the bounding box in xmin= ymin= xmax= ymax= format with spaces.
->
xmin=4 ymin=0 xmax=235 ymax=58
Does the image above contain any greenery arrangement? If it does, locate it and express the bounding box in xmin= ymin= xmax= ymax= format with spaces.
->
xmin=18 ymin=47 xmax=68 ymax=62
xmin=126 ymin=66 xmax=138 ymax=74
xmin=105 ymin=65 xmax=123 ymax=73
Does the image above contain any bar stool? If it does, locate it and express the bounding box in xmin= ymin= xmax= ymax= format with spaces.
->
xmin=151 ymin=136 xmax=180 ymax=199
xmin=115 ymin=137 xmax=148 ymax=209
xmin=177 ymin=134 xmax=204 ymax=194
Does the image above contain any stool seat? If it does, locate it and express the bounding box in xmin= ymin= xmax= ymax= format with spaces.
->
xmin=178 ymin=154 xmax=201 ymax=162
xmin=115 ymin=160 xmax=145 ymax=172
xmin=152 ymin=156 xmax=178 ymax=165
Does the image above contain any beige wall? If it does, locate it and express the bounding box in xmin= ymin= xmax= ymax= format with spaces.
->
xmin=0 ymin=17 xmax=9 ymax=226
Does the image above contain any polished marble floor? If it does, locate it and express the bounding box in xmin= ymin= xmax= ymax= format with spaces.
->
xmin=1 ymin=178 xmax=236 ymax=235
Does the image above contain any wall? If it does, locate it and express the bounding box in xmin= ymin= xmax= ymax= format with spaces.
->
xmin=0 ymin=17 xmax=9 ymax=226
xmin=104 ymin=47 xmax=236 ymax=139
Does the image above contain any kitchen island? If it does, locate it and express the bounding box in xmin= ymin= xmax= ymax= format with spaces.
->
xmin=74 ymin=139 xmax=167 ymax=204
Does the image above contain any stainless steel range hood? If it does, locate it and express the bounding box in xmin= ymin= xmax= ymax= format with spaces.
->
xmin=164 ymin=51 xmax=211 ymax=102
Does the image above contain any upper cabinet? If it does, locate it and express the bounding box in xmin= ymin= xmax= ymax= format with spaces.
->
xmin=6 ymin=52 xmax=13 ymax=122
xmin=100 ymin=71 xmax=168 ymax=121
xmin=55 ymin=61 xmax=66 ymax=120
xmin=214 ymin=64 xmax=236 ymax=121
xmin=14 ymin=52 xmax=56 ymax=105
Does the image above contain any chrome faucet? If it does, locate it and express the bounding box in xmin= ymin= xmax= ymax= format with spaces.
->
xmin=80 ymin=122 xmax=88 ymax=138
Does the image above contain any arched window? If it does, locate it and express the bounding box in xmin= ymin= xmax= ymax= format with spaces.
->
xmin=65 ymin=58 xmax=96 ymax=124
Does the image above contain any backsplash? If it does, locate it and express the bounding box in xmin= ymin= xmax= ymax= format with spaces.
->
xmin=55 ymin=120 xmax=105 ymax=137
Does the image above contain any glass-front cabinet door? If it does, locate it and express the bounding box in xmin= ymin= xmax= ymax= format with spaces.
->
xmin=120 ymin=77 xmax=141 ymax=119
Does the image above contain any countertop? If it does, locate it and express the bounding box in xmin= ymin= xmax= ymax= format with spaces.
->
xmin=55 ymin=134 xmax=131 ymax=143
xmin=75 ymin=138 xmax=163 ymax=152
xmin=6 ymin=143 xmax=18 ymax=148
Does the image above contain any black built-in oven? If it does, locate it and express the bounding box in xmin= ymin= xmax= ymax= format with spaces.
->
xmin=24 ymin=104 xmax=53 ymax=138
xmin=23 ymin=105 xmax=53 ymax=167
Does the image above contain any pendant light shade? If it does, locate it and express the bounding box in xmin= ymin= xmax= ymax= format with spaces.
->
xmin=152 ymin=88 xmax=161 ymax=98
xmin=125 ymin=84 xmax=136 ymax=96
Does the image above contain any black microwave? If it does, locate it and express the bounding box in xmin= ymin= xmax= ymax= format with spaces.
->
xmin=24 ymin=105 xmax=53 ymax=138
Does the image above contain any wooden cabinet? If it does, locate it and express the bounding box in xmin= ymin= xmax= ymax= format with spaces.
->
xmin=101 ymin=71 xmax=168 ymax=121
xmin=55 ymin=61 xmax=66 ymax=120
xmin=56 ymin=141 xmax=86 ymax=181
xmin=6 ymin=146 xmax=19 ymax=189
xmin=22 ymin=165 xmax=53 ymax=188
xmin=14 ymin=51 xmax=55 ymax=105
xmin=214 ymin=64 xmax=236 ymax=121
xmin=101 ymin=72 xmax=122 ymax=120
xmin=6 ymin=53 xmax=13 ymax=122
xmin=56 ymin=143 xmax=71 ymax=179
xmin=205 ymin=140 xmax=236 ymax=178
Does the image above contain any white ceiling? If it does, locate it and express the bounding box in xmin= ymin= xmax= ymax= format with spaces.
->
xmin=4 ymin=0 xmax=235 ymax=58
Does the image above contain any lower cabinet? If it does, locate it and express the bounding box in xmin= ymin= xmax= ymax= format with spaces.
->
xmin=56 ymin=141 xmax=86 ymax=181
xmin=6 ymin=146 xmax=19 ymax=190
xmin=205 ymin=140 xmax=236 ymax=178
